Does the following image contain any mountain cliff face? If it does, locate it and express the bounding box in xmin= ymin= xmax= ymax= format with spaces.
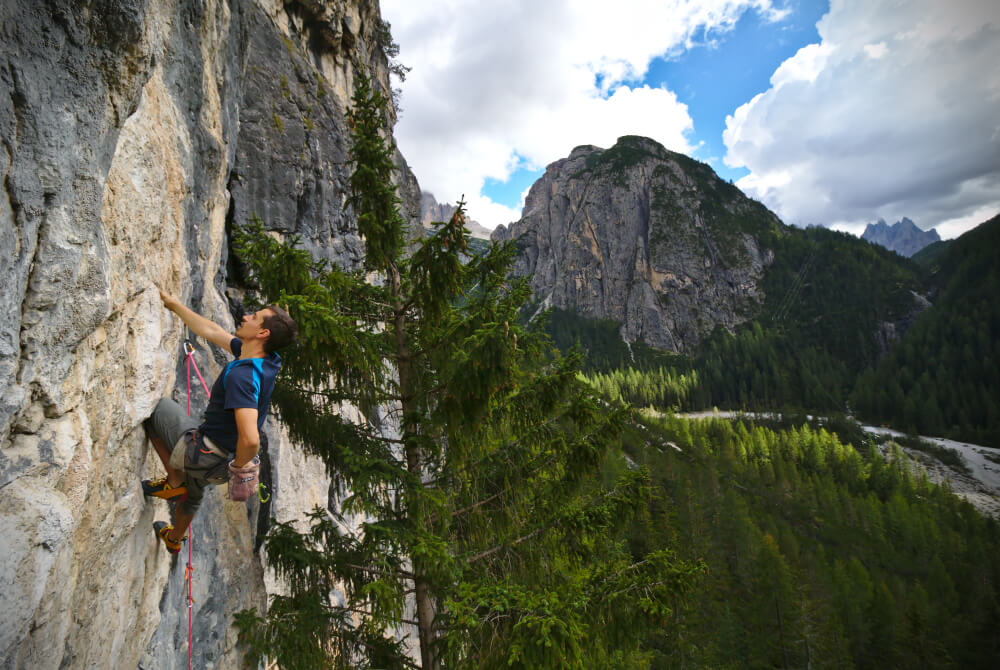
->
xmin=420 ymin=191 xmax=491 ymax=239
xmin=492 ymin=137 xmax=781 ymax=352
xmin=862 ymin=217 xmax=940 ymax=257
xmin=0 ymin=1 xmax=417 ymax=668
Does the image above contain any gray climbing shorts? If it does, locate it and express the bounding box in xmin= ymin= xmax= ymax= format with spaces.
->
xmin=144 ymin=398 xmax=231 ymax=515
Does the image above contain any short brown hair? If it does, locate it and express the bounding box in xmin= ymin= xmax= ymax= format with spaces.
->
xmin=262 ymin=305 xmax=297 ymax=353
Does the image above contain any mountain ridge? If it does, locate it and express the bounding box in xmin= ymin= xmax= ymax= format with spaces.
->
xmin=862 ymin=216 xmax=940 ymax=257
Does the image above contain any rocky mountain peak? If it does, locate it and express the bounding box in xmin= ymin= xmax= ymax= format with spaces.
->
xmin=567 ymin=144 xmax=603 ymax=160
xmin=862 ymin=217 xmax=940 ymax=257
xmin=494 ymin=136 xmax=782 ymax=353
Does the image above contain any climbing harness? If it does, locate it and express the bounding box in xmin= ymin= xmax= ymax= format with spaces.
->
xmin=183 ymin=338 xmax=209 ymax=670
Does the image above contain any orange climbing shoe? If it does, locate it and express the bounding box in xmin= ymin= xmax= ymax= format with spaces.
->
xmin=142 ymin=477 xmax=187 ymax=500
xmin=153 ymin=521 xmax=185 ymax=554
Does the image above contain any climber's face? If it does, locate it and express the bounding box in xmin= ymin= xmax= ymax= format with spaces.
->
xmin=236 ymin=308 xmax=275 ymax=343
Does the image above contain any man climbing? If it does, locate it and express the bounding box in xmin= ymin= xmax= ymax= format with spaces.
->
xmin=143 ymin=289 xmax=297 ymax=554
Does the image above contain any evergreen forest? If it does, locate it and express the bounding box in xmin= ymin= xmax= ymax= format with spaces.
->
xmin=542 ymin=191 xmax=1000 ymax=668
xmin=549 ymin=217 xmax=1000 ymax=447
xmin=626 ymin=413 xmax=1000 ymax=668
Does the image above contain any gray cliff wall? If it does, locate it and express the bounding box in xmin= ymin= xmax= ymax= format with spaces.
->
xmin=0 ymin=1 xmax=418 ymax=668
xmin=493 ymin=137 xmax=779 ymax=352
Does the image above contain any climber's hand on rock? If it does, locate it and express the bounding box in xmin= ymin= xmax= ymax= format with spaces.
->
xmin=158 ymin=289 xmax=181 ymax=312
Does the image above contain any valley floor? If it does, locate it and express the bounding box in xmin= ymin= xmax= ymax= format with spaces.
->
xmin=668 ymin=410 xmax=1000 ymax=518
xmin=863 ymin=426 xmax=1000 ymax=518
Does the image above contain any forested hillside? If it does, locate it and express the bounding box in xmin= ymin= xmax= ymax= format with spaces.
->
xmin=851 ymin=215 xmax=1000 ymax=446
xmin=547 ymin=224 xmax=926 ymax=412
xmin=546 ymin=213 xmax=1000 ymax=667
xmin=626 ymin=413 xmax=1000 ymax=668
xmin=544 ymin=211 xmax=1000 ymax=449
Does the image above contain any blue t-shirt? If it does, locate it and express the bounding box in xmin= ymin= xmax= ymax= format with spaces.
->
xmin=198 ymin=338 xmax=281 ymax=454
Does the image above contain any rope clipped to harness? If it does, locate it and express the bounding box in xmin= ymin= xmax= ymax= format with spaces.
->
xmin=184 ymin=340 xmax=211 ymax=415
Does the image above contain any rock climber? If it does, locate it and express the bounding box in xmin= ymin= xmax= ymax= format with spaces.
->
xmin=142 ymin=289 xmax=297 ymax=554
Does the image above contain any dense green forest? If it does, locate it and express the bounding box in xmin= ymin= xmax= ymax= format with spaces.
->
xmin=851 ymin=215 xmax=1000 ymax=446
xmin=546 ymin=218 xmax=1000 ymax=446
xmin=623 ymin=413 xmax=1000 ymax=668
xmin=542 ymin=214 xmax=1000 ymax=667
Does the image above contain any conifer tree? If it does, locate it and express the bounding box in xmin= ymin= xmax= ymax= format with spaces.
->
xmin=231 ymin=75 xmax=701 ymax=669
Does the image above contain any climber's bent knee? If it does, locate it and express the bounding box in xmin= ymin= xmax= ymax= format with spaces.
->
xmin=146 ymin=397 xmax=230 ymax=515
xmin=145 ymin=398 xmax=198 ymax=469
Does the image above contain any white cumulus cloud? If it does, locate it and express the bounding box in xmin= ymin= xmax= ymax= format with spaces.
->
xmin=724 ymin=0 xmax=1000 ymax=237
xmin=382 ymin=0 xmax=784 ymax=229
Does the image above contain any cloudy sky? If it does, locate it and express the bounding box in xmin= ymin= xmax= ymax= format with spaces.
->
xmin=381 ymin=0 xmax=1000 ymax=238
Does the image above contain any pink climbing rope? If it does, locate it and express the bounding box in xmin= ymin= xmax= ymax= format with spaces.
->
xmin=183 ymin=339 xmax=209 ymax=670
xmin=186 ymin=541 xmax=193 ymax=670
xmin=184 ymin=340 xmax=211 ymax=416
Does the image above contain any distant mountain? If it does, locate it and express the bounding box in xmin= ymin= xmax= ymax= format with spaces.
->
xmin=862 ymin=217 xmax=940 ymax=257
xmin=496 ymin=136 xmax=929 ymax=412
xmin=493 ymin=136 xmax=781 ymax=353
xmin=420 ymin=191 xmax=492 ymax=240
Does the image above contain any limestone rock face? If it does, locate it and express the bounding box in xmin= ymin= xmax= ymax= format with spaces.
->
xmin=492 ymin=137 xmax=781 ymax=352
xmin=0 ymin=1 xmax=418 ymax=668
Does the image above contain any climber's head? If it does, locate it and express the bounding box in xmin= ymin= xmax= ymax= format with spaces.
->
xmin=260 ymin=305 xmax=297 ymax=353
xmin=236 ymin=305 xmax=297 ymax=354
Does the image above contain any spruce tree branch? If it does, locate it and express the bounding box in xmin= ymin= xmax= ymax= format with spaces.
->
xmin=444 ymin=452 xmax=558 ymax=521
xmin=356 ymin=639 xmax=422 ymax=670
xmin=425 ymin=413 xmax=566 ymax=488
xmin=464 ymin=484 xmax=633 ymax=564
xmin=606 ymin=580 xmax=673 ymax=599
xmin=450 ymin=487 xmax=509 ymax=519
xmin=337 ymin=605 xmax=421 ymax=628
xmin=346 ymin=563 xmax=416 ymax=580
xmin=466 ymin=526 xmax=547 ymax=564
xmin=287 ymin=383 xmax=400 ymax=407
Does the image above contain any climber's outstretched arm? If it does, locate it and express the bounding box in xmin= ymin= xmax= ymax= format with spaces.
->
xmin=158 ymin=289 xmax=235 ymax=354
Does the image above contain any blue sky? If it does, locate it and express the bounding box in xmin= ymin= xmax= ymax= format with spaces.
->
xmin=482 ymin=1 xmax=830 ymax=207
xmin=643 ymin=0 xmax=829 ymax=182
xmin=383 ymin=0 xmax=1000 ymax=238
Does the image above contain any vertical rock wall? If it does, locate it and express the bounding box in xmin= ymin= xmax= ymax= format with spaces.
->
xmin=0 ymin=1 xmax=418 ymax=668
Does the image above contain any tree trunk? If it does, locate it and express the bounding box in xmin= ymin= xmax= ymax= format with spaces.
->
xmin=391 ymin=264 xmax=438 ymax=669
xmin=776 ymin=597 xmax=790 ymax=670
